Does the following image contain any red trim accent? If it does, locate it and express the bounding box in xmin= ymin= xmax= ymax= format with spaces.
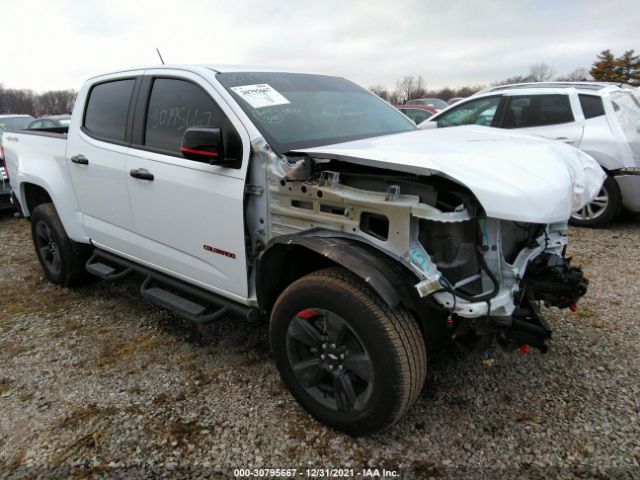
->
xmin=296 ymin=309 xmax=318 ymax=319
xmin=180 ymin=147 xmax=219 ymax=157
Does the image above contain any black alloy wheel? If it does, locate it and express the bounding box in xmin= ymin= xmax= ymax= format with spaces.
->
xmin=286 ymin=308 xmax=374 ymax=413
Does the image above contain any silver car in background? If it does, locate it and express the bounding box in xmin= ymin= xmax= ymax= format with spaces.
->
xmin=421 ymin=82 xmax=640 ymax=227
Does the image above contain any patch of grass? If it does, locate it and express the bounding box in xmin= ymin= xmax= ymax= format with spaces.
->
xmin=167 ymin=418 xmax=202 ymax=447
xmin=576 ymin=307 xmax=593 ymax=318
xmin=7 ymin=450 xmax=26 ymax=469
xmin=0 ymin=339 xmax=32 ymax=358
xmin=93 ymin=327 xmax=113 ymax=335
xmin=124 ymin=404 xmax=143 ymax=415
xmin=445 ymin=410 xmax=462 ymax=423
xmin=153 ymin=393 xmax=171 ymax=406
xmin=54 ymin=431 xmax=102 ymax=466
xmin=72 ymin=465 xmax=113 ymax=478
xmin=180 ymin=352 xmax=198 ymax=362
xmin=515 ymin=410 xmax=540 ymax=423
xmin=52 ymin=319 xmax=84 ymax=338
xmin=94 ymin=332 xmax=169 ymax=367
xmin=0 ymin=377 xmax=14 ymax=394
xmin=409 ymin=459 xmax=441 ymax=478
xmin=57 ymin=404 xmax=118 ymax=430
xmin=19 ymin=392 xmax=34 ymax=402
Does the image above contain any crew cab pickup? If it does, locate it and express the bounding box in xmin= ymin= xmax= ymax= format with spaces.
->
xmin=2 ymin=65 xmax=605 ymax=435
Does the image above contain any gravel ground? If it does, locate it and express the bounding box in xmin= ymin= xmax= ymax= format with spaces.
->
xmin=0 ymin=210 xmax=639 ymax=479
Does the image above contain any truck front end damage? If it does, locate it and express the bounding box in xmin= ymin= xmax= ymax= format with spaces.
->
xmin=419 ymin=218 xmax=588 ymax=353
xmin=259 ymin=144 xmax=593 ymax=354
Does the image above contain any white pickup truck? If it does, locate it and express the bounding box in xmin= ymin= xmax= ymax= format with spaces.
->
xmin=3 ymin=65 xmax=604 ymax=435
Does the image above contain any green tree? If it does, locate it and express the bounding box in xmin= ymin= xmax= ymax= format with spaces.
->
xmin=615 ymin=50 xmax=640 ymax=86
xmin=590 ymin=49 xmax=623 ymax=82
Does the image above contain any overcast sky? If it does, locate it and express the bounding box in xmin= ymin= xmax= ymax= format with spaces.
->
xmin=3 ymin=0 xmax=639 ymax=92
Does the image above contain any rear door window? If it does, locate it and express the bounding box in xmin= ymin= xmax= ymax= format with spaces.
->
xmin=144 ymin=78 xmax=231 ymax=155
xmin=579 ymin=94 xmax=605 ymax=119
xmin=502 ymin=94 xmax=574 ymax=128
xmin=84 ymin=79 xmax=135 ymax=142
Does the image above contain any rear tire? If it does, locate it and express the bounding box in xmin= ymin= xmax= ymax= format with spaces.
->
xmin=270 ymin=267 xmax=426 ymax=436
xmin=31 ymin=203 xmax=91 ymax=286
xmin=570 ymin=176 xmax=620 ymax=227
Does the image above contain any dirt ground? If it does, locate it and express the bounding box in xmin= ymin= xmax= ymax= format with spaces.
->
xmin=1 ymin=210 xmax=639 ymax=479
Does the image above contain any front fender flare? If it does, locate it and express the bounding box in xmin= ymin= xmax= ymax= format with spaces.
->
xmin=256 ymin=234 xmax=420 ymax=311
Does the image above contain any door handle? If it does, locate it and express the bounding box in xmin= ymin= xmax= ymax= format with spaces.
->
xmin=130 ymin=168 xmax=154 ymax=181
xmin=70 ymin=154 xmax=89 ymax=165
xmin=554 ymin=137 xmax=572 ymax=143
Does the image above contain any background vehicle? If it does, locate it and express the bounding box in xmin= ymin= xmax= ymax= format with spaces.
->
xmin=2 ymin=66 xmax=602 ymax=435
xmin=27 ymin=115 xmax=71 ymax=130
xmin=0 ymin=114 xmax=34 ymax=131
xmin=447 ymin=97 xmax=466 ymax=105
xmin=394 ymin=104 xmax=436 ymax=124
xmin=1 ymin=114 xmax=34 ymax=210
xmin=422 ymin=82 xmax=640 ymax=227
xmin=406 ymin=98 xmax=448 ymax=111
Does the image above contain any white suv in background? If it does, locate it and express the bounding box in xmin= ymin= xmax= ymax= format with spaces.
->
xmin=421 ymin=82 xmax=640 ymax=227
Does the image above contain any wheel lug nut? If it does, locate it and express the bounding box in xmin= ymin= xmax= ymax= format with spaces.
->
xmin=328 ymin=365 xmax=334 ymax=370
xmin=320 ymin=354 xmax=326 ymax=360
xmin=338 ymin=365 xmax=343 ymax=371
xmin=330 ymin=344 xmax=336 ymax=349
xmin=322 ymin=343 xmax=327 ymax=349
xmin=339 ymin=354 xmax=345 ymax=360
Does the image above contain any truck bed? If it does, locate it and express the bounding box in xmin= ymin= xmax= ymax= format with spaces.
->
xmin=2 ymin=129 xmax=69 ymax=215
xmin=2 ymin=129 xmax=68 ymax=179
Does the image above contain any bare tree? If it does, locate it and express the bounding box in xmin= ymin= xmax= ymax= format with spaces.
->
xmin=492 ymin=75 xmax=533 ymax=87
xmin=528 ymin=63 xmax=556 ymax=82
xmin=370 ymin=81 xmax=485 ymax=105
xmin=35 ymin=90 xmax=77 ymax=116
xmin=556 ymin=68 xmax=589 ymax=82
xmin=455 ymin=85 xmax=485 ymax=97
xmin=394 ymin=75 xmax=427 ymax=104
xmin=0 ymin=86 xmax=76 ymax=116
xmin=369 ymin=85 xmax=391 ymax=102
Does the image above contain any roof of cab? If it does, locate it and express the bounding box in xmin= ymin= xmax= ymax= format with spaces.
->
xmin=85 ymin=64 xmax=333 ymax=81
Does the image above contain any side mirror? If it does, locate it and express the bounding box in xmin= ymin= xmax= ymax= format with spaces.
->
xmin=180 ymin=127 xmax=241 ymax=168
xmin=418 ymin=120 xmax=438 ymax=130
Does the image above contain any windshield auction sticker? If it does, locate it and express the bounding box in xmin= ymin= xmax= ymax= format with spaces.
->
xmin=230 ymin=84 xmax=290 ymax=109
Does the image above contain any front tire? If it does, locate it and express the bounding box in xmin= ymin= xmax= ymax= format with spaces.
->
xmin=570 ymin=176 xmax=620 ymax=227
xmin=270 ymin=267 xmax=427 ymax=436
xmin=31 ymin=203 xmax=91 ymax=286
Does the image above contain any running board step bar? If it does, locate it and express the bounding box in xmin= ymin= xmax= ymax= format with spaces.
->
xmin=140 ymin=277 xmax=231 ymax=324
xmin=85 ymin=249 xmax=258 ymax=323
xmin=86 ymin=252 xmax=134 ymax=280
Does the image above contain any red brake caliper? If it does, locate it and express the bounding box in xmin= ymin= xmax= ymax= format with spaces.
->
xmin=296 ymin=309 xmax=317 ymax=319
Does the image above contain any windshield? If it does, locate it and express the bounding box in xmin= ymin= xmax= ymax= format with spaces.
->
xmin=610 ymin=91 xmax=640 ymax=160
xmin=217 ymin=72 xmax=415 ymax=154
xmin=0 ymin=116 xmax=33 ymax=131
